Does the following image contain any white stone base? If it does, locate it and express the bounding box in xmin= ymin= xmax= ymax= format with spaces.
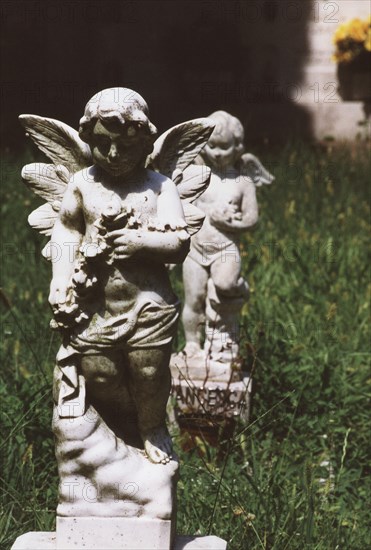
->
xmin=56 ymin=516 xmax=172 ymax=549
xmin=12 ymin=531 xmax=227 ymax=550
xmin=174 ymin=536 xmax=227 ymax=549
xmin=12 ymin=533 xmax=56 ymax=550
xmin=170 ymin=351 xmax=251 ymax=421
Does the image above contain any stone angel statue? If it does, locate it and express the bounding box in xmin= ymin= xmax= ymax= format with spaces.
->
xmin=19 ymin=88 xmax=214 ymax=535
xmin=182 ymin=110 xmax=274 ymax=366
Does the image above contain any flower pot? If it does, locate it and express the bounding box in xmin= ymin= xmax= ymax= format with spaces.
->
xmin=337 ymin=51 xmax=371 ymax=101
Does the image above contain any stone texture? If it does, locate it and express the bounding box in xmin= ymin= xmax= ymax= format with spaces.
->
xmin=175 ymin=535 xmax=228 ymax=549
xmin=56 ymin=517 xmax=172 ymax=549
xmin=53 ymin=405 xmax=179 ymax=520
xmin=171 ymin=353 xmax=251 ymax=421
xmin=12 ymin=532 xmax=227 ymax=550
xmin=173 ymin=376 xmax=251 ymax=420
xmin=11 ymin=533 xmax=56 ymax=550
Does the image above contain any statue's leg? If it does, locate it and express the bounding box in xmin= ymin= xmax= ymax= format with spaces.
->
xmin=126 ymin=345 xmax=173 ymax=464
xmin=210 ymin=252 xmax=249 ymax=298
xmin=80 ymin=351 xmax=140 ymax=446
xmin=206 ymin=253 xmax=249 ymax=359
xmin=182 ymin=254 xmax=208 ymax=354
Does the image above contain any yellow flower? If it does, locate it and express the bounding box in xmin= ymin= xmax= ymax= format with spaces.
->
xmin=348 ymin=19 xmax=366 ymax=42
xmin=333 ymin=23 xmax=347 ymax=44
xmin=332 ymin=16 xmax=371 ymax=62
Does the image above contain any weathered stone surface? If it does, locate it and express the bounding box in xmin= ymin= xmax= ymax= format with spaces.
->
xmin=53 ymin=405 xmax=178 ymax=520
xmin=17 ymin=88 xmax=217 ymax=548
xmin=12 ymin=532 xmax=227 ymax=550
xmin=56 ymin=517 xmax=173 ymax=549
xmin=171 ymin=352 xmax=251 ymax=420
xmin=11 ymin=533 xmax=56 ymax=550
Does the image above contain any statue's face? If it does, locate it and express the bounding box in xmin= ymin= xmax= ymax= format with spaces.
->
xmin=203 ymin=131 xmax=236 ymax=171
xmin=90 ymin=120 xmax=147 ymax=177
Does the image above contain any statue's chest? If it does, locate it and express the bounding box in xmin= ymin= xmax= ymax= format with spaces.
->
xmin=83 ymin=185 xmax=158 ymax=224
xmin=202 ymin=175 xmax=241 ymax=207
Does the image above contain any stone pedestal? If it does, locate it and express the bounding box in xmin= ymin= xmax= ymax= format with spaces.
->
xmin=12 ymin=531 xmax=227 ymax=550
xmin=171 ymin=352 xmax=251 ymax=419
xmin=170 ymin=351 xmax=251 ymax=448
xmin=56 ymin=517 xmax=172 ymax=549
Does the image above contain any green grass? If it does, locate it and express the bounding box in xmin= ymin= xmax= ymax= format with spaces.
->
xmin=1 ymin=142 xmax=370 ymax=549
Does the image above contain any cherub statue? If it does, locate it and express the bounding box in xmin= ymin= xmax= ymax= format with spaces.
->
xmin=181 ymin=110 xmax=274 ymax=366
xmin=20 ymin=88 xmax=214 ymax=472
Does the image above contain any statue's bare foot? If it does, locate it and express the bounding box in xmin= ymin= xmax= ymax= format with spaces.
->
xmin=143 ymin=425 xmax=173 ymax=464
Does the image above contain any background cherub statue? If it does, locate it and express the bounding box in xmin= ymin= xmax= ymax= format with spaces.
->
xmin=182 ymin=110 xmax=274 ymax=366
xmin=20 ymin=87 xmax=214 ymax=484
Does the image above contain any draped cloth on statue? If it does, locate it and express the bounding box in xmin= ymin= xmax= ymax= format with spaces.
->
xmin=56 ymin=299 xmax=180 ymax=417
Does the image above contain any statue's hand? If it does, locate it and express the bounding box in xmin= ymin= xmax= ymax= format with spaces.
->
xmin=210 ymin=207 xmax=230 ymax=226
xmin=209 ymin=204 xmax=244 ymax=232
xmin=106 ymin=228 xmax=142 ymax=260
xmin=232 ymin=211 xmax=243 ymax=221
xmin=210 ymin=203 xmax=239 ymax=225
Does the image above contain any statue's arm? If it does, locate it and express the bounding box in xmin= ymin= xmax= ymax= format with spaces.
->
xmin=209 ymin=180 xmax=258 ymax=233
xmin=107 ymin=179 xmax=190 ymax=263
xmin=236 ymin=179 xmax=259 ymax=229
xmin=153 ymin=177 xmax=191 ymax=262
xmin=49 ymin=179 xmax=85 ymax=306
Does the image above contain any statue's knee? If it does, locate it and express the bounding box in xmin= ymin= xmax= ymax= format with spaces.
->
xmin=214 ymin=276 xmax=249 ymax=298
xmin=82 ymin=363 xmax=120 ymax=390
xmin=214 ymin=279 xmax=235 ymax=295
xmin=138 ymin=367 xmax=159 ymax=382
xmin=92 ymin=373 xmax=112 ymax=386
xmin=136 ymin=365 xmax=165 ymax=383
xmin=90 ymin=372 xmax=119 ymax=391
xmin=81 ymin=355 xmax=121 ymax=390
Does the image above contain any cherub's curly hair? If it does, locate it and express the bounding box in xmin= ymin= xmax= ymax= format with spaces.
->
xmin=79 ymin=88 xmax=157 ymax=153
xmin=207 ymin=110 xmax=245 ymax=157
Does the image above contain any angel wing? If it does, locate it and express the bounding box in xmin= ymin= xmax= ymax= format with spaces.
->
xmin=19 ymin=115 xmax=93 ymax=257
xmin=146 ymin=118 xmax=215 ymax=235
xmin=239 ymin=153 xmax=274 ymax=187
xmin=19 ymin=115 xmax=92 ymax=173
